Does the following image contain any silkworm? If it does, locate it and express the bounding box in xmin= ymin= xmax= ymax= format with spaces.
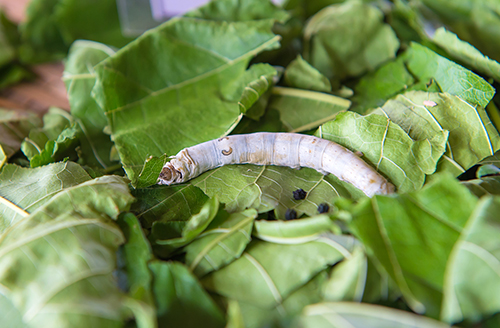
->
xmin=158 ymin=133 xmax=395 ymax=197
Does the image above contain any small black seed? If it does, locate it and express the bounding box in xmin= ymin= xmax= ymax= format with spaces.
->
xmin=293 ymin=188 xmax=307 ymax=200
xmin=317 ymin=203 xmax=329 ymax=214
xmin=285 ymin=209 xmax=297 ymax=221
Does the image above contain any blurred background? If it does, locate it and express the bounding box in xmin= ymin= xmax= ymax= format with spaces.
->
xmin=0 ymin=0 xmax=69 ymax=112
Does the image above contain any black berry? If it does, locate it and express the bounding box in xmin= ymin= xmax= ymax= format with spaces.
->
xmin=317 ymin=203 xmax=329 ymax=214
xmin=293 ymin=188 xmax=307 ymax=200
xmin=285 ymin=209 xmax=298 ymax=220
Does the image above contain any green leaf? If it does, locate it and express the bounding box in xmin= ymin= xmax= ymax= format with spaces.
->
xmin=202 ymin=234 xmax=355 ymax=308
xmin=442 ymin=196 xmax=500 ymax=323
xmin=420 ymin=0 xmax=500 ymax=62
xmin=222 ymin=63 xmax=277 ymax=120
xmin=462 ymin=176 xmax=500 ymax=197
xmin=284 ymin=55 xmax=332 ymax=92
xmin=149 ymin=261 xmax=225 ymax=328
xmin=132 ymin=184 xmax=209 ymax=235
xmin=192 ymin=164 xmax=354 ymax=220
xmin=433 ymin=27 xmax=500 ymax=83
xmin=56 ymin=0 xmax=132 ymax=49
xmin=64 ymin=40 xmax=116 ymax=169
xmin=20 ymin=107 xmax=79 ymax=167
xmin=236 ymin=270 xmax=329 ymax=328
xmin=154 ymin=197 xmax=219 ymax=250
xmin=136 ymin=154 xmax=168 ymax=189
xmin=477 ymin=164 xmax=500 ymax=178
xmin=0 ymin=63 xmax=34 ymax=89
xmin=298 ymin=302 xmax=451 ymax=328
xmin=253 ymin=215 xmax=335 ymax=243
xmin=318 ymin=111 xmax=448 ymax=193
xmin=185 ymin=0 xmax=290 ymax=22
xmin=0 ymin=108 xmax=41 ymax=159
xmin=19 ymin=0 xmax=131 ymax=63
xmin=0 ymin=11 xmax=17 ymax=67
xmin=185 ymin=208 xmax=258 ymax=277
xmin=386 ymin=0 xmax=428 ymax=44
xmin=30 ymin=125 xmax=80 ymax=168
xmin=19 ymin=0 xmax=70 ymax=63
xmin=230 ymin=108 xmax=285 ymax=134
xmin=479 ymin=150 xmax=500 ymax=167
xmin=303 ymin=0 xmax=400 ymax=80
xmin=92 ymin=18 xmax=281 ymax=184
xmin=404 ymin=42 xmax=495 ymax=108
xmin=350 ymin=174 xmax=478 ymax=317
xmin=0 ymin=161 xmax=91 ymax=234
xmin=322 ymin=247 xmax=367 ymax=302
xmin=225 ymin=300 xmax=245 ymax=328
xmin=116 ymin=213 xmax=154 ymax=306
xmin=268 ymin=86 xmax=350 ymax=132
xmin=350 ymin=58 xmax=414 ymax=114
xmin=0 ymin=175 xmax=135 ymax=327
xmin=372 ymin=91 xmax=500 ymax=177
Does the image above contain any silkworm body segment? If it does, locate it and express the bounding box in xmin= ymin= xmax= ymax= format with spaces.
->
xmin=158 ymin=133 xmax=395 ymax=197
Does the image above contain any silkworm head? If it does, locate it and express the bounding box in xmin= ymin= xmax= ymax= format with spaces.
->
xmin=158 ymin=162 xmax=183 ymax=185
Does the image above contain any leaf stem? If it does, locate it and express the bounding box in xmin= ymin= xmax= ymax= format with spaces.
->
xmin=0 ymin=196 xmax=28 ymax=218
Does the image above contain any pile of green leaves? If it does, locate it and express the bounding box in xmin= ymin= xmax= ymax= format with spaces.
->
xmin=2 ymin=0 xmax=500 ymax=327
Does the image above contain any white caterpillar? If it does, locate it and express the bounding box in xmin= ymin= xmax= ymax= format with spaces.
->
xmin=158 ymin=133 xmax=395 ymax=197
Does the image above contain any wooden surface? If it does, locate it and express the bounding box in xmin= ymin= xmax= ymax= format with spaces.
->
xmin=0 ymin=0 xmax=70 ymax=113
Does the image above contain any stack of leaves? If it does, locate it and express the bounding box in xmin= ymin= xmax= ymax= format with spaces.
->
xmin=2 ymin=0 xmax=500 ymax=327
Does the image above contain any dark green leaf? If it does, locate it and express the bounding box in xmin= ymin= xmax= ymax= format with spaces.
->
xmin=462 ymin=176 xmax=500 ymax=197
xmin=20 ymin=107 xmax=79 ymax=167
xmin=420 ymin=0 xmax=500 ymax=62
xmin=350 ymin=58 xmax=414 ymax=114
xmin=222 ymin=63 xmax=277 ymax=120
xmin=303 ymin=1 xmax=399 ymax=80
xmin=19 ymin=0 xmax=69 ymax=63
xmin=284 ymin=55 xmax=332 ymax=92
xmin=268 ymin=86 xmax=350 ymax=132
xmin=149 ymin=260 xmax=225 ymax=328
xmin=116 ymin=213 xmax=154 ymax=306
xmin=56 ymin=0 xmax=132 ymax=48
xmin=0 ymin=108 xmax=41 ymax=160
xmin=136 ymin=154 xmax=168 ymax=189
xmin=132 ymin=184 xmax=208 ymax=236
xmin=64 ymin=40 xmax=117 ymax=170
xmin=19 ymin=0 xmax=131 ymax=63
xmin=154 ymin=197 xmax=219 ymax=250
xmin=386 ymin=0 xmax=428 ymax=44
